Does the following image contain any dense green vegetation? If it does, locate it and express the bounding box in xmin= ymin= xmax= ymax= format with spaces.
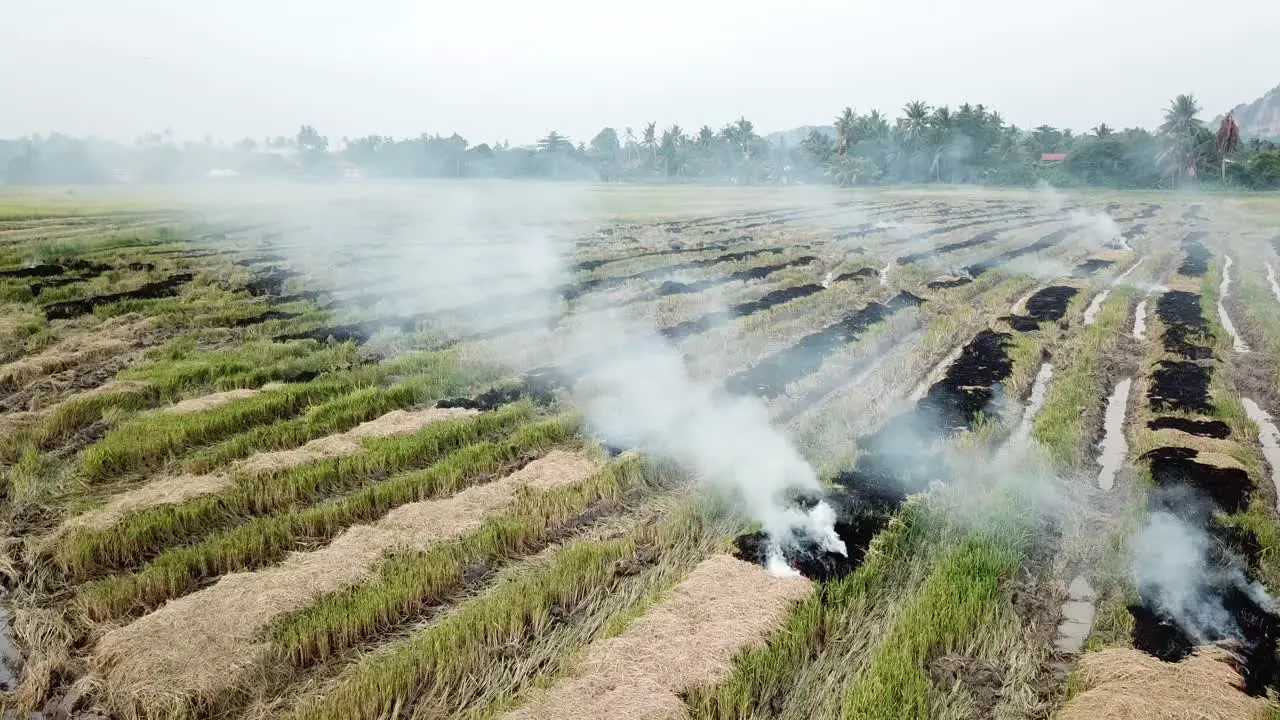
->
xmin=4 ymin=95 xmax=1277 ymax=189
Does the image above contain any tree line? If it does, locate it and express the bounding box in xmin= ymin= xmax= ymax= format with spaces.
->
xmin=3 ymin=94 xmax=1278 ymax=189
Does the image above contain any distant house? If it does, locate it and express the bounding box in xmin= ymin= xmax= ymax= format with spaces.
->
xmin=1040 ymin=152 xmax=1068 ymax=162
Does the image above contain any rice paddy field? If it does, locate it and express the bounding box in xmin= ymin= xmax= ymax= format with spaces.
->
xmin=2 ymin=182 xmax=1280 ymax=719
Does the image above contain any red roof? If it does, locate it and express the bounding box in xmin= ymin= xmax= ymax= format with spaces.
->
xmin=1040 ymin=152 xmax=1068 ymax=161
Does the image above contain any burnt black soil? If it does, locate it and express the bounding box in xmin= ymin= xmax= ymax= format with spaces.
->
xmin=234 ymin=254 xmax=288 ymax=266
xmin=1178 ymin=232 xmax=1210 ymax=277
xmin=42 ymin=273 xmax=194 ymax=320
xmin=653 ymin=256 xmax=817 ymax=297
xmin=1156 ymin=291 xmax=1212 ymax=360
xmin=724 ymin=291 xmax=923 ymax=398
xmin=917 ymin=329 xmax=1014 ymax=430
xmin=896 ymin=231 xmax=998 ymax=265
xmin=436 ymin=377 xmax=556 ymax=412
xmin=1071 ymin=259 xmax=1115 ymax=277
xmin=563 ymin=248 xmax=790 ymax=301
xmin=1129 ymin=602 xmax=1195 ymax=661
xmin=1123 ymin=223 xmax=1146 ymax=240
xmin=1004 ymin=286 xmax=1078 ymax=332
xmin=833 ymin=267 xmax=877 ymax=283
xmin=1130 ymin=579 xmax=1280 ymax=694
xmin=1148 ymin=416 xmax=1232 ymax=438
xmin=1144 ymin=446 xmax=1249 ymax=515
xmin=228 ymin=310 xmax=302 ymax=328
xmin=927 ymin=276 xmax=973 ymax=290
xmin=734 ymin=326 xmax=1013 ymax=581
xmin=274 ymin=324 xmax=375 ymax=345
xmin=246 ymin=267 xmax=302 ymax=297
xmin=1 ymin=260 xmax=113 ymax=283
xmin=1147 ymin=361 xmax=1212 ymax=413
xmin=1136 ymin=204 xmax=1160 ymax=219
xmin=732 ymin=488 xmax=891 ymax=581
xmin=963 ymin=227 xmax=1073 ymax=278
xmin=0 ymin=264 xmax=66 ymax=279
xmin=659 ymin=284 xmax=824 ymax=342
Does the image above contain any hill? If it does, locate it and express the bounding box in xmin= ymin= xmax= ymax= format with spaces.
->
xmin=1218 ymin=83 xmax=1280 ymax=140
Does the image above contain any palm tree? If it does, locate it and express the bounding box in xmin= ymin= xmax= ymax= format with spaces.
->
xmin=1158 ymin=94 xmax=1207 ymax=181
xmin=641 ymin=122 xmax=658 ymax=167
xmin=1093 ymin=123 xmax=1114 ymax=139
xmin=834 ymin=107 xmax=857 ymax=155
xmin=901 ymin=101 xmax=931 ymax=148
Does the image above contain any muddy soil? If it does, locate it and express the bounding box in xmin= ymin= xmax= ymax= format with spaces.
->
xmin=1005 ymin=286 xmax=1079 ymax=332
xmin=659 ymin=284 xmax=824 ymax=341
xmin=724 ymin=291 xmax=923 ymax=398
xmin=42 ymin=273 xmax=195 ymax=320
xmin=927 ymin=655 xmax=1004 ymax=718
xmin=1147 ymin=416 xmax=1231 ymax=438
xmin=1147 ymin=361 xmax=1212 ymax=413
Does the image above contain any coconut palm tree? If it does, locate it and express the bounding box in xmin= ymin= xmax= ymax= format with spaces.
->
xmin=1093 ymin=123 xmax=1114 ymax=139
xmin=834 ymin=107 xmax=857 ymax=155
xmin=901 ymin=101 xmax=931 ymax=148
xmin=1158 ymin=94 xmax=1207 ymax=182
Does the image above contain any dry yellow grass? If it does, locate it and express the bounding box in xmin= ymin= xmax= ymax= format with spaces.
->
xmin=0 ymin=338 xmax=129 ymax=388
xmin=505 ymin=554 xmax=811 ymax=720
xmin=1058 ymin=647 xmax=1267 ymax=720
xmin=90 ymin=450 xmax=601 ymax=716
xmin=159 ymin=383 xmax=284 ymax=414
xmin=57 ymin=406 xmax=479 ymax=534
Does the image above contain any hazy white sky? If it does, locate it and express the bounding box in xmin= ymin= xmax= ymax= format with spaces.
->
xmin=2 ymin=0 xmax=1276 ymax=145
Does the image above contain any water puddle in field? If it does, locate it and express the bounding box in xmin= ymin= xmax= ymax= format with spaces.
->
xmin=1083 ymin=291 xmax=1108 ymax=326
xmin=879 ymin=261 xmax=892 ymax=286
xmin=1117 ymin=257 xmax=1145 ymax=282
xmin=1268 ymin=263 xmax=1280 ymax=302
xmin=1013 ymin=362 xmax=1053 ymax=440
xmin=1085 ymin=258 xmax=1144 ymax=327
xmin=1217 ymin=256 xmax=1250 ymax=353
xmin=1055 ymin=575 xmax=1098 ymax=654
xmin=909 ymin=344 xmax=965 ymax=403
xmin=1096 ymin=377 xmax=1132 ymax=490
xmin=1133 ymin=300 xmax=1148 ymax=339
xmin=1243 ymin=398 xmax=1280 ymax=511
xmin=0 ymin=597 xmax=23 ymax=692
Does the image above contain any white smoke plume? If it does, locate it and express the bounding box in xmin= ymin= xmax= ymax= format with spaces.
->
xmin=1131 ymin=509 xmax=1276 ymax=643
xmin=194 ymin=182 xmax=847 ymax=563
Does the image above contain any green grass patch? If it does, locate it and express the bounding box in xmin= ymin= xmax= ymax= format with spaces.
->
xmin=839 ymin=518 xmax=1028 ymax=719
xmin=268 ymin=449 xmax=659 ymax=666
xmin=76 ymin=414 xmax=577 ymax=622
xmin=62 ymin=402 xmax=542 ymax=582
xmin=683 ymin=499 xmax=938 ymax=719
xmin=290 ymin=473 xmax=719 ymax=720
xmin=1033 ymin=287 xmax=1134 ymax=466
